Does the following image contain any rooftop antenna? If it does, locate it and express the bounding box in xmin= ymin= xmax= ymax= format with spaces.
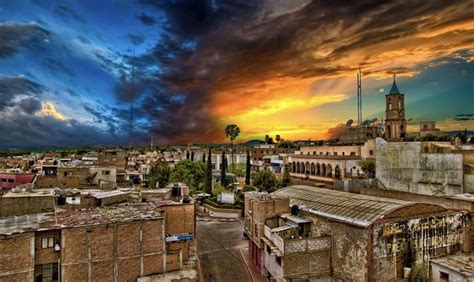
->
xmin=357 ymin=68 xmax=363 ymax=127
xmin=128 ymin=44 xmax=136 ymax=149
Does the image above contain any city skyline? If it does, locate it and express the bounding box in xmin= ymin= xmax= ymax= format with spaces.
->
xmin=0 ymin=0 xmax=473 ymax=148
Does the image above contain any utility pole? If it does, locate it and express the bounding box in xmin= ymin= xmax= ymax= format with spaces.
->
xmin=128 ymin=44 xmax=136 ymax=149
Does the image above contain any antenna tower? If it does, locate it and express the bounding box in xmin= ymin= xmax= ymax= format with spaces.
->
xmin=357 ymin=68 xmax=362 ymax=126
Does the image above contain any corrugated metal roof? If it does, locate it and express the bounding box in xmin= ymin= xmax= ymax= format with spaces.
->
xmin=273 ymin=185 xmax=412 ymax=227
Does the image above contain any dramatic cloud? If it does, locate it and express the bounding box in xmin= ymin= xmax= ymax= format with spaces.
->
xmin=0 ymin=76 xmax=43 ymax=109
xmin=130 ymin=0 xmax=474 ymax=142
xmin=0 ymin=0 xmax=473 ymax=147
xmin=0 ymin=23 xmax=51 ymax=57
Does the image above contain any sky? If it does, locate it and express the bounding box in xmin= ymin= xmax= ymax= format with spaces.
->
xmin=0 ymin=0 xmax=473 ymax=148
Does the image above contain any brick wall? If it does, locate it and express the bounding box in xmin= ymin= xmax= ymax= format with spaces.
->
xmin=0 ymin=232 xmax=35 ymax=281
xmin=244 ymin=194 xmax=290 ymax=249
xmin=34 ymin=230 xmax=60 ymax=265
xmin=60 ymin=218 xmax=166 ymax=281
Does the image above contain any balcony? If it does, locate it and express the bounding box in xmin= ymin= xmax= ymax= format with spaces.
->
xmin=263 ymin=225 xmax=331 ymax=255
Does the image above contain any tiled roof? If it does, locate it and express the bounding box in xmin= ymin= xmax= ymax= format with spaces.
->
xmin=389 ymin=80 xmax=400 ymax=94
xmin=273 ymin=185 xmax=414 ymax=227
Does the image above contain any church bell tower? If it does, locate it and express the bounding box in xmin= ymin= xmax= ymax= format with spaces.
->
xmin=385 ymin=75 xmax=406 ymax=141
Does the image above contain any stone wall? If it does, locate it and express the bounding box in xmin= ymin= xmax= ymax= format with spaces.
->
xmin=0 ymin=232 xmax=35 ymax=281
xmin=376 ymin=139 xmax=464 ymax=196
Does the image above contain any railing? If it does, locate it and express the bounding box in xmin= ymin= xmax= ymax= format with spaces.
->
xmin=264 ymin=225 xmax=331 ymax=255
xmin=284 ymin=236 xmax=331 ymax=254
xmin=264 ymin=225 xmax=285 ymax=251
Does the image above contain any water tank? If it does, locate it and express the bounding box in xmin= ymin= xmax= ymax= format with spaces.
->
xmin=172 ymin=184 xmax=181 ymax=197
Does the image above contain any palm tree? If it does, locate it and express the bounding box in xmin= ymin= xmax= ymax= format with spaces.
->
xmin=224 ymin=124 xmax=240 ymax=171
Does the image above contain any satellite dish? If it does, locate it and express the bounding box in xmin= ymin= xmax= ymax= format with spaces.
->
xmin=346 ymin=119 xmax=354 ymax=126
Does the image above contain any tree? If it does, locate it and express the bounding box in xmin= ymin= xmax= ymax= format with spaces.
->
xmin=205 ymin=147 xmax=212 ymax=194
xmin=169 ymin=160 xmax=206 ymax=191
xmin=280 ymin=170 xmax=292 ymax=187
xmin=220 ymin=151 xmax=226 ymax=187
xmin=252 ymin=170 xmax=279 ymax=192
xmin=224 ymin=124 xmax=240 ymax=171
xmin=202 ymin=153 xmax=206 ymax=162
xmin=275 ymin=135 xmax=281 ymax=144
xmin=186 ymin=150 xmax=190 ymax=160
xmin=191 ymin=151 xmax=194 ymax=161
xmin=277 ymin=140 xmax=297 ymax=149
xmin=245 ymin=150 xmax=251 ymax=185
xmin=148 ymin=158 xmax=171 ymax=188
xmin=358 ymin=159 xmax=376 ymax=178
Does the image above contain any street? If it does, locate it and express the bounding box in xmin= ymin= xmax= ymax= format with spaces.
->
xmin=196 ymin=219 xmax=252 ymax=282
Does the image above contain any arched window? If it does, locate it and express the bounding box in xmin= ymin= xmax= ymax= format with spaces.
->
xmin=389 ymin=103 xmax=392 ymax=111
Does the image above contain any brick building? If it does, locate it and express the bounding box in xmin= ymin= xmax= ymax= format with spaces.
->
xmin=244 ymin=192 xmax=290 ymax=271
xmin=0 ymin=202 xmax=195 ymax=281
xmin=270 ymin=185 xmax=471 ymax=281
xmin=98 ymin=150 xmax=127 ymax=170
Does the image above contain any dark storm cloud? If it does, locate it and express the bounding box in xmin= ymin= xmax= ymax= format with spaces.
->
xmin=0 ymin=105 xmax=126 ymax=148
xmin=124 ymin=0 xmax=474 ymax=143
xmin=0 ymin=77 xmax=126 ymax=148
xmin=0 ymin=76 xmax=43 ymax=109
xmin=136 ymin=13 xmax=157 ymax=26
xmin=0 ymin=23 xmax=51 ymax=57
xmin=17 ymin=97 xmax=42 ymax=114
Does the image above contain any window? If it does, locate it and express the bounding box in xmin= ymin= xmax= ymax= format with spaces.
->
xmin=42 ymin=237 xmax=55 ymax=249
xmin=1 ymin=178 xmax=6 ymax=182
xmin=389 ymin=103 xmax=392 ymax=111
xmin=7 ymin=179 xmax=14 ymax=183
xmin=102 ymin=170 xmax=110 ymax=176
xmin=440 ymin=271 xmax=449 ymax=282
xmin=369 ymin=150 xmax=373 ymax=156
xmin=35 ymin=263 xmax=58 ymax=282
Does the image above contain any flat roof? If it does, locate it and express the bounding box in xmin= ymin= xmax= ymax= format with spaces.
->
xmin=431 ymin=253 xmax=474 ymax=277
xmin=280 ymin=213 xmax=311 ymax=224
xmin=272 ymin=185 xmax=421 ymax=227
xmin=91 ymin=190 xmax=129 ymax=199
xmin=0 ymin=202 xmax=169 ymax=236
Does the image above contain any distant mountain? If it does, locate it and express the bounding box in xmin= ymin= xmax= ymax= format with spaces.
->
xmin=242 ymin=139 xmax=264 ymax=145
xmin=448 ymin=130 xmax=474 ymax=136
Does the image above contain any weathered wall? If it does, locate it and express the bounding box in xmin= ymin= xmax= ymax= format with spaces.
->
xmin=372 ymin=212 xmax=470 ymax=280
xmin=304 ymin=212 xmax=370 ymax=281
xmin=284 ymin=250 xmax=331 ymax=279
xmin=244 ymin=194 xmax=290 ymax=249
xmin=465 ymin=175 xmax=474 ymax=193
xmin=376 ymin=139 xmax=464 ymax=196
xmin=60 ymin=218 xmax=166 ymax=281
xmin=0 ymin=233 xmax=35 ymax=281
xmin=35 ymin=230 xmax=60 ymax=265
xmin=0 ymin=195 xmax=54 ymax=216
